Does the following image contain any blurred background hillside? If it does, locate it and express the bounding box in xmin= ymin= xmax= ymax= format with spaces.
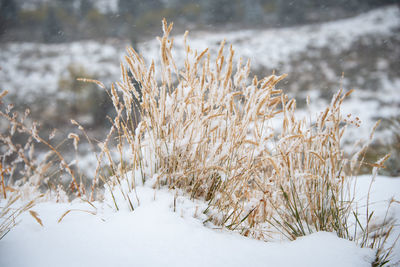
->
xmin=0 ymin=0 xmax=398 ymax=43
xmin=0 ymin=0 xmax=399 ymax=176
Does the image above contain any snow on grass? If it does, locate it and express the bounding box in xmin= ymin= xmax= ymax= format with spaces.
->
xmin=295 ymin=87 xmax=400 ymax=148
xmin=1 ymin=6 xmax=398 ymax=146
xmin=140 ymin=5 xmax=399 ymax=145
xmin=4 ymin=175 xmax=399 ymax=267
xmin=138 ymin=5 xmax=399 ymax=145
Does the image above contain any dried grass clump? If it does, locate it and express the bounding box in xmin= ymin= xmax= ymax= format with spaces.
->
xmin=0 ymin=90 xmax=83 ymax=198
xmin=98 ymin=21 xmax=397 ymax=264
xmin=103 ymin=17 xmax=393 ymax=243
xmin=0 ymin=90 xmax=72 ymax=239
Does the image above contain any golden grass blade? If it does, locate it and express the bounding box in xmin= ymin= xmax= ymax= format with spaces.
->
xmin=29 ymin=210 xmax=43 ymax=227
xmin=58 ymin=209 xmax=96 ymax=223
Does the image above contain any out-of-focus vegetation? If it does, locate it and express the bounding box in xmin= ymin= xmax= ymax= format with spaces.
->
xmin=57 ymin=64 xmax=111 ymax=127
xmin=0 ymin=0 xmax=398 ymax=43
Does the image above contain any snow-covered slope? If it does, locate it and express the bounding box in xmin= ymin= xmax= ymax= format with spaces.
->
xmin=3 ymin=174 xmax=399 ymax=267
xmin=140 ymin=5 xmax=399 ymax=70
xmin=0 ymin=40 xmax=127 ymax=102
xmin=1 ymin=6 xmax=398 ymax=99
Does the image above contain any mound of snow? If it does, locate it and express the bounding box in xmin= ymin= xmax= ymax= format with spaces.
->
xmin=2 ymin=174 xmax=400 ymax=267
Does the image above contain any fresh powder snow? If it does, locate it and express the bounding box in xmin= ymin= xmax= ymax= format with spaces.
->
xmin=1 ymin=175 xmax=399 ymax=267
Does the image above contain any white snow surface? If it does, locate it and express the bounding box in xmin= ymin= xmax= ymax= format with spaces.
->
xmin=1 ymin=175 xmax=400 ymax=267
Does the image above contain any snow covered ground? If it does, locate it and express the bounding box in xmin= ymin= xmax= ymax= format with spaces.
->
xmin=1 ymin=175 xmax=399 ymax=267
xmin=0 ymin=40 xmax=127 ymax=102
xmin=139 ymin=5 xmax=399 ymax=70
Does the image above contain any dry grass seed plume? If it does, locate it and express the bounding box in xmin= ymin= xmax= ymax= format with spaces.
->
xmin=96 ymin=18 xmax=396 ymax=255
xmin=0 ymin=90 xmax=73 ymax=239
xmin=96 ymin=20 xmax=397 ymax=265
